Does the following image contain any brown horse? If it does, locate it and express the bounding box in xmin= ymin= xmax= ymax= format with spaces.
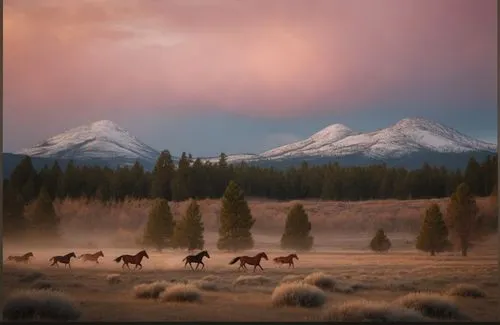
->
xmin=182 ymin=250 xmax=210 ymax=271
xmin=273 ymin=253 xmax=299 ymax=268
xmin=79 ymin=250 xmax=104 ymax=264
xmin=114 ymin=250 xmax=149 ymax=270
xmin=49 ymin=252 xmax=77 ymax=269
xmin=229 ymin=252 xmax=268 ymax=272
xmin=7 ymin=252 xmax=34 ymax=264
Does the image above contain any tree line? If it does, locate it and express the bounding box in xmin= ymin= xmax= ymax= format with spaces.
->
xmin=4 ymin=151 xmax=497 ymax=207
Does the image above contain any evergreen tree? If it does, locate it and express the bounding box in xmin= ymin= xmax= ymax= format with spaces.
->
xmin=3 ymin=181 xmax=27 ymax=238
xmin=445 ymin=183 xmax=479 ymax=256
xmin=151 ymin=150 xmax=175 ymax=200
xmin=171 ymin=152 xmax=191 ymax=201
xmin=143 ymin=199 xmax=176 ymax=251
xmin=172 ymin=199 xmax=205 ymax=250
xmin=30 ymin=187 xmax=60 ymax=239
xmin=370 ymin=228 xmax=392 ymax=252
xmin=416 ymin=203 xmax=450 ymax=256
xmin=10 ymin=155 xmax=39 ymax=202
xmin=217 ymin=181 xmax=255 ymax=251
xmin=280 ymin=203 xmax=313 ymax=250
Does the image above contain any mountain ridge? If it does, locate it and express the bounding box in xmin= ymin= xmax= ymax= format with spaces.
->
xmin=5 ymin=117 xmax=496 ymax=177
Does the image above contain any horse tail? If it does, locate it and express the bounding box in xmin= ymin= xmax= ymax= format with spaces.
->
xmin=182 ymin=257 xmax=187 ymax=262
xmin=114 ymin=255 xmax=124 ymax=263
xmin=49 ymin=257 xmax=54 ymax=262
xmin=78 ymin=255 xmax=84 ymax=259
xmin=229 ymin=257 xmax=241 ymax=265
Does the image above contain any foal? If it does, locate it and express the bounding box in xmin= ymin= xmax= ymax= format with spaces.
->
xmin=182 ymin=250 xmax=210 ymax=271
xmin=273 ymin=253 xmax=299 ymax=268
xmin=79 ymin=250 xmax=104 ymax=264
xmin=49 ymin=252 xmax=77 ymax=269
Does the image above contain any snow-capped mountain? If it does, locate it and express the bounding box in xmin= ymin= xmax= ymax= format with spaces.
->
xmin=17 ymin=120 xmax=160 ymax=164
xmin=205 ymin=117 xmax=496 ymax=164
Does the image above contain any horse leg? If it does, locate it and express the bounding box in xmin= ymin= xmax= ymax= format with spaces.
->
xmin=195 ymin=263 xmax=200 ymax=271
xmin=138 ymin=263 xmax=143 ymax=270
xmin=189 ymin=263 xmax=195 ymax=271
xmin=68 ymin=263 xmax=72 ymax=270
xmin=200 ymin=261 xmax=205 ymax=270
xmin=258 ymin=264 xmax=264 ymax=271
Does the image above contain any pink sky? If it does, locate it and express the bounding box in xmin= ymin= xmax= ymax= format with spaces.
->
xmin=4 ymin=0 xmax=496 ymax=117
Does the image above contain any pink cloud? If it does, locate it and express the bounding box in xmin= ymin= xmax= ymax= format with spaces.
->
xmin=3 ymin=0 xmax=496 ymax=118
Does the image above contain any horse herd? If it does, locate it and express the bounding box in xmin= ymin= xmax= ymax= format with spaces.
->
xmin=6 ymin=250 xmax=300 ymax=272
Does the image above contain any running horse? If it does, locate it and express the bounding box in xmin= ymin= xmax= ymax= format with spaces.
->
xmin=229 ymin=252 xmax=268 ymax=272
xmin=7 ymin=252 xmax=34 ymax=264
xmin=182 ymin=250 xmax=210 ymax=271
xmin=273 ymin=253 xmax=299 ymax=268
xmin=79 ymin=250 xmax=104 ymax=264
xmin=114 ymin=250 xmax=149 ymax=270
xmin=49 ymin=252 xmax=77 ymax=269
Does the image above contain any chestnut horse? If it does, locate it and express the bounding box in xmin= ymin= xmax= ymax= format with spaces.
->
xmin=7 ymin=252 xmax=34 ymax=264
xmin=79 ymin=250 xmax=104 ymax=264
xmin=114 ymin=250 xmax=149 ymax=270
xmin=183 ymin=250 xmax=210 ymax=271
xmin=49 ymin=252 xmax=77 ymax=269
xmin=273 ymin=253 xmax=299 ymax=268
xmin=229 ymin=252 xmax=268 ymax=272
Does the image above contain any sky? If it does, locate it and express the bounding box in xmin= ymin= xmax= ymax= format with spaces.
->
xmin=3 ymin=0 xmax=497 ymax=156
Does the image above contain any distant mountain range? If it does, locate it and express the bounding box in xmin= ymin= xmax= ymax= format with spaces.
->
xmin=3 ymin=118 xmax=496 ymax=177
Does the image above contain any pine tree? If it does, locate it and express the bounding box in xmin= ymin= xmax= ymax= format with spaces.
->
xmin=151 ymin=150 xmax=175 ymax=200
xmin=445 ymin=183 xmax=479 ymax=256
xmin=370 ymin=229 xmax=392 ymax=252
xmin=10 ymin=155 xmax=39 ymax=203
xmin=172 ymin=199 xmax=204 ymax=250
xmin=217 ymin=181 xmax=255 ymax=251
xmin=416 ymin=203 xmax=450 ymax=256
xmin=280 ymin=203 xmax=313 ymax=250
xmin=171 ymin=152 xmax=191 ymax=201
xmin=143 ymin=199 xmax=176 ymax=251
xmin=3 ymin=181 xmax=27 ymax=238
xmin=30 ymin=187 xmax=60 ymax=239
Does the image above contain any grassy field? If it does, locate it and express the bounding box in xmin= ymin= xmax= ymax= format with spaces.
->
xmin=3 ymin=197 xmax=498 ymax=321
xmin=3 ymin=233 xmax=498 ymax=322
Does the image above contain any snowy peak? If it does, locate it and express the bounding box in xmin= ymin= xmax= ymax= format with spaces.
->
xmin=17 ymin=120 xmax=160 ymax=162
xmin=310 ymin=123 xmax=356 ymax=142
xmin=253 ymin=117 xmax=496 ymax=161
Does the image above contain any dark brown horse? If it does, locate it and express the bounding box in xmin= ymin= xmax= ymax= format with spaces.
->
xmin=7 ymin=252 xmax=34 ymax=264
xmin=114 ymin=250 xmax=149 ymax=270
xmin=49 ymin=252 xmax=77 ymax=269
xmin=229 ymin=252 xmax=268 ymax=272
xmin=273 ymin=253 xmax=299 ymax=268
xmin=182 ymin=250 xmax=210 ymax=271
xmin=79 ymin=250 xmax=104 ymax=264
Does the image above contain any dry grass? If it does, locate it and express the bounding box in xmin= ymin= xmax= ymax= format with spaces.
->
xmin=3 ymin=289 xmax=81 ymax=321
xmin=280 ymin=274 xmax=305 ymax=284
xmin=159 ymin=284 xmax=202 ymax=303
xmin=193 ymin=280 xmax=218 ymax=291
xmin=31 ymin=281 xmax=53 ymax=290
xmin=303 ymin=272 xmax=337 ymax=291
xmin=323 ymin=299 xmax=429 ymax=322
xmin=445 ymin=283 xmax=487 ymax=298
xmin=106 ymin=274 xmax=121 ymax=285
xmin=271 ymin=282 xmax=326 ymax=308
xmin=202 ymin=275 xmax=222 ymax=282
xmin=133 ymin=281 xmax=171 ymax=299
xmin=233 ymin=275 xmax=272 ymax=286
xmin=19 ymin=271 xmax=44 ymax=283
xmin=394 ymin=292 xmax=469 ymax=320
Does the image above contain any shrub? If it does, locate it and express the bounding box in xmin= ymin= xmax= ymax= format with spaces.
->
xmin=106 ymin=274 xmax=121 ymax=285
xmin=370 ymin=229 xmax=391 ymax=252
xmin=3 ymin=289 xmax=81 ymax=321
xmin=303 ymin=272 xmax=336 ymax=291
xmin=193 ymin=280 xmax=218 ymax=291
xmin=394 ymin=292 xmax=469 ymax=320
xmin=445 ymin=284 xmax=486 ymax=298
xmin=133 ymin=281 xmax=170 ymax=299
xmin=159 ymin=284 xmax=202 ymax=303
xmin=324 ymin=299 xmax=429 ymax=322
xmin=271 ymin=283 xmax=326 ymax=308
xmin=280 ymin=274 xmax=305 ymax=284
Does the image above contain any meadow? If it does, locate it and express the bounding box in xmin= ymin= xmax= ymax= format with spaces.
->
xmin=2 ymin=197 xmax=498 ymax=322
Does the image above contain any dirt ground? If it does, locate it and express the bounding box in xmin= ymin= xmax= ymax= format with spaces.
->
xmin=2 ymin=234 xmax=498 ymax=322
